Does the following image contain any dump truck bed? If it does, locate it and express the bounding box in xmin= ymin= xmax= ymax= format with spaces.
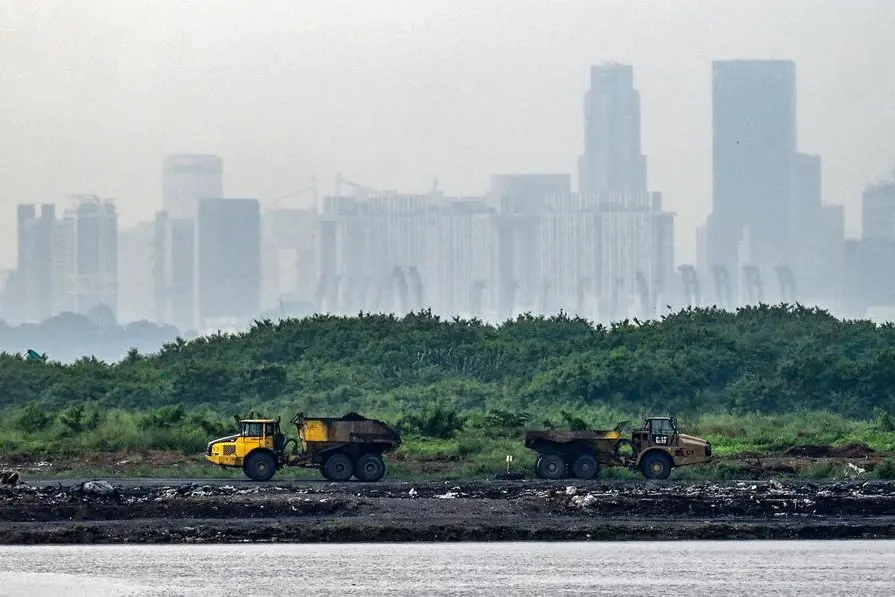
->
xmin=295 ymin=412 xmax=401 ymax=450
xmin=524 ymin=421 xmax=627 ymax=448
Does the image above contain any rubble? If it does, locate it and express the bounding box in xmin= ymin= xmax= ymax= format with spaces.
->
xmin=0 ymin=478 xmax=893 ymax=544
xmin=0 ymin=471 xmax=20 ymax=486
xmin=78 ymin=480 xmax=116 ymax=497
xmin=546 ymin=479 xmax=895 ymax=517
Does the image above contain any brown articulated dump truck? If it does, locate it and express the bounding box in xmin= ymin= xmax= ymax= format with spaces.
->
xmin=524 ymin=416 xmax=712 ymax=480
xmin=206 ymin=411 xmax=401 ymax=482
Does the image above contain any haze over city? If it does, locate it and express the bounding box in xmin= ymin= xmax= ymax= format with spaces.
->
xmin=3 ymin=0 xmax=894 ymax=266
xmin=2 ymin=1 xmax=895 ymax=362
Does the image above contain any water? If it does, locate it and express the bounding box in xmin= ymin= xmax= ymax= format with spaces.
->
xmin=0 ymin=541 xmax=893 ymax=596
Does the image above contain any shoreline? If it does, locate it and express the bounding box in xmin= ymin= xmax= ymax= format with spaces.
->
xmin=2 ymin=478 xmax=895 ymax=545
xmin=6 ymin=518 xmax=895 ymax=545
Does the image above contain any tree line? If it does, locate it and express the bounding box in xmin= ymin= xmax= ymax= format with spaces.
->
xmin=2 ymin=304 xmax=895 ymax=422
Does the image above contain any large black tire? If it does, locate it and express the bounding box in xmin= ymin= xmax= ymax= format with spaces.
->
xmin=571 ymin=454 xmax=599 ymax=480
xmin=323 ymin=453 xmax=354 ymax=482
xmin=320 ymin=464 xmax=333 ymax=481
xmin=355 ymin=453 xmax=386 ymax=482
xmin=641 ymin=451 xmax=672 ymax=480
xmin=536 ymin=454 xmax=566 ymax=480
xmin=244 ymin=451 xmax=277 ymax=482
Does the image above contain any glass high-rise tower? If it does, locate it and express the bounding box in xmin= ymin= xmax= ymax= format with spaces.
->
xmin=704 ymin=60 xmax=797 ymax=280
xmin=577 ymin=63 xmax=647 ymax=194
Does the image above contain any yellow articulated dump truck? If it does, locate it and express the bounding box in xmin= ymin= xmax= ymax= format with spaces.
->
xmin=524 ymin=416 xmax=712 ymax=480
xmin=206 ymin=412 xmax=402 ymax=482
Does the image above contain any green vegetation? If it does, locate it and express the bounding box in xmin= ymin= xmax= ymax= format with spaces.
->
xmin=2 ymin=305 xmax=895 ymax=480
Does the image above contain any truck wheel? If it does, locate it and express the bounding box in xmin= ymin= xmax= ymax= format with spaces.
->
xmin=536 ymin=454 xmax=566 ymax=480
xmin=355 ymin=453 xmax=386 ymax=482
xmin=572 ymin=454 xmax=599 ymax=480
xmin=641 ymin=451 xmax=672 ymax=480
xmin=244 ymin=451 xmax=277 ymax=482
xmin=323 ymin=453 xmax=354 ymax=482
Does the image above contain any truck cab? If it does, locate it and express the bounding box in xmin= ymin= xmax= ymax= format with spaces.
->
xmin=633 ymin=417 xmax=713 ymax=479
xmin=633 ymin=416 xmax=678 ymax=451
xmin=206 ymin=418 xmax=286 ymax=481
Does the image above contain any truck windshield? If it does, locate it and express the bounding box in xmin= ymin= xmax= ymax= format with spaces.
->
xmin=650 ymin=419 xmax=676 ymax=435
xmin=242 ymin=423 xmax=265 ymax=437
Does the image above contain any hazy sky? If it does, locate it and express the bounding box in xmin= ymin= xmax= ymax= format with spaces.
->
xmin=2 ymin=1 xmax=894 ymax=269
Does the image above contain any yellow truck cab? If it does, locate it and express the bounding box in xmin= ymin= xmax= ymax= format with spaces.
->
xmin=206 ymin=419 xmax=285 ymax=481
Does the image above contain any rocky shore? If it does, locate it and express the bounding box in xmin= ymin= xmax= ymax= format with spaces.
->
xmin=2 ymin=478 xmax=895 ymax=544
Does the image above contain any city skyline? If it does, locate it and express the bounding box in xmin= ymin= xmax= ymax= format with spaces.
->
xmin=5 ymin=52 xmax=895 ymax=332
xmin=5 ymin=49 xmax=892 ymax=266
xmin=2 ymin=2 xmax=894 ymax=272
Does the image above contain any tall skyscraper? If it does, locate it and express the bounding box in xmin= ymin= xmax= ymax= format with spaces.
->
xmin=53 ymin=196 xmax=118 ymax=317
xmin=197 ymin=198 xmax=261 ymax=329
xmin=12 ymin=203 xmax=55 ymax=322
xmin=571 ymin=64 xmax=671 ymax=320
xmin=162 ymin=154 xmax=223 ymax=220
xmin=704 ymin=60 xmax=797 ymax=292
xmin=843 ymin=168 xmax=895 ymax=316
xmin=787 ymin=152 xmax=845 ymax=305
xmin=153 ymin=211 xmax=196 ymax=332
xmin=155 ymin=154 xmax=223 ymax=331
xmin=861 ymin=179 xmax=895 ymax=240
xmin=577 ymin=63 xmax=647 ymax=194
xmin=118 ymin=221 xmax=156 ymax=323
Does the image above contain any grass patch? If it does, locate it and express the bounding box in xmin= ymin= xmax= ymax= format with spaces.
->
xmin=2 ymin=407 xmax=894 ymax=482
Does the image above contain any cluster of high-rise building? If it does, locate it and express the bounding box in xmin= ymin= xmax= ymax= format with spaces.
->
xmin=312 ymin=172 xmax=671 ymax=322
xmin=3 ymin=156 xmax=263 ymax=334
xmin=151 ymin=154 xmax=261 ymax=332
xmin=3 ymin=59 xmax=894 ymax=333
xmin=5 ymin=197 xmax=118 ymax=324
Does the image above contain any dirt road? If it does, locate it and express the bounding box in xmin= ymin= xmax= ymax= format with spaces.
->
xmin=2 ymin=477 xmax=895 ymax=544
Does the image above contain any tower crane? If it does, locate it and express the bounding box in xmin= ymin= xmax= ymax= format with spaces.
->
xmin=266 ymin=176 xmax=319 ymax=211
xmin=334 ymin=173 xmax=393 ymax=198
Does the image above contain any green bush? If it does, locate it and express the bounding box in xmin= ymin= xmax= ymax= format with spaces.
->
xmin=873 ymin=459 xmax=895 ymax=480
xmin=0 ymin=306 xmax=894 ymax=479
xmin=2 ymin=305 xmax=895 ymax=418
xmin=397 ymin=402 xmax=465 ymax=439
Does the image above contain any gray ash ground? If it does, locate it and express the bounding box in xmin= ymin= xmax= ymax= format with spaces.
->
xmin=2 ymin=478 xmax=895 ymax=544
